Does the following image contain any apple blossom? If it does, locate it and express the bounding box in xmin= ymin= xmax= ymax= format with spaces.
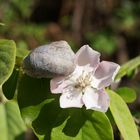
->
xmin=50 ymin=45 xmax=120 ymax=112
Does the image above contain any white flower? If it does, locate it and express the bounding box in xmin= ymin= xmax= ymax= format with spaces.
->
xmin=50 ymin=45 xmax=120 ymax=112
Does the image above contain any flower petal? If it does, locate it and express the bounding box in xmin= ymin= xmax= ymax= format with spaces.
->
xmin=75 ymin=45 xmax=100 ymax=67
xmin=60 ymin=88 xmax=83 ymax=108
xmin=50 ymin=76 xmax=66 ymax=93
xmin=83 ymin=87 xmax=109 ymax=112
xmin=82 ymin=87 xmax=99 ymax=110
xmin=93 ymin=61 xmax=120 ymax=89
xmin=70 ymin=65 xmax=94 ymax=82
xmin=98 ymin=89 xmax=110 ymax=112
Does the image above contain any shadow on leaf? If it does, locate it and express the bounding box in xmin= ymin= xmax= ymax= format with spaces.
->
xmin=18 ymin=74 xmax=55 ymax=108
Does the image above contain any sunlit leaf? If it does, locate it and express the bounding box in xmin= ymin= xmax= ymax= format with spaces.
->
xmin=48 ymin=110 xmax=114 ymax=140
xmin=115 ymin=55 xmax=140 ymax=80
xmin=0 ymin=101 xmax=26 ymax=140
xmin=0 ymin=39 xmax=16 ymax=85
xmin=108 ymin=90 xmax=139 ymax=140
xmin=116 ymin=87 xmax=136 ymax=103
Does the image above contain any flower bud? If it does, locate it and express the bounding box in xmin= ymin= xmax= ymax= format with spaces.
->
xmin=23 ymin=41 xmax=75 ymax=78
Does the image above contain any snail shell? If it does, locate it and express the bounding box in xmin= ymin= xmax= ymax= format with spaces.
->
xmin=23 ymin=41 xmax=75 ymax=78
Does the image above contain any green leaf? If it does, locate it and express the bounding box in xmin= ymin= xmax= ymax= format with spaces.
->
xmin=17 ymin=75 xmax=54 ymax=126
xmin=116 ymin=87 xmax=136 ymax=103
xmin=0 ymin=101 xmax=26 ymax=140
xmin=108 ymin=90 xmax=139 ymax=140
xmin=0 ymin=39 xmax=16 ymax=85
xmin=2 ymin=69 xmax=19 ymax=100
xmin=48 ymin=110 xmax=114 ymax=140
xmin=115 ymin=55 xmax=140 ymax=80
xmin=18 ymin=75 xmax=114 ymax=140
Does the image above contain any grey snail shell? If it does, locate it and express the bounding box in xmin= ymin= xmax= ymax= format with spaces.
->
xmin=23 ymin=41 xmax=75 ymax=78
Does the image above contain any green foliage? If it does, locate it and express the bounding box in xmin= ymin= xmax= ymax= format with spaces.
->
xmin=0 ymin=39 xmax=139 ymax=140
xmin=0 ymin=101 xmax=26 ymax=140
xmin=0 ymin=40 xmax=139 ymax=140
xmin=10 ymin=0 xmax=33 ymax=18
xmin=86 ymin=32 xmax=117 ymax=55
xmin=45 ymin=110 xmax=113 ymax=140
xmin=0 ymin=0 xmax=140 ymax=139
xmin=116 ymin=87 xmax=136 ymax=103
xmin=0 ymin=23 xmax=5 ymax=26
xmin=18 ymin=75 xmax=113 ymax=140
xmin=108 ymin=90 xmax=139 ymax=140
xmin=114 ymin=1 xmax=137 ymax=31
xmin=0 ymin=0 xmax=33 ymax=22
xmin=2 ymin=69 xmax=19 ymax=100
xmin=0 ymin=39 xmax=16 ymax=85
xmin=16 ymin=41 xmax=29 ymax=58
xmin=14 ymin=24 xmax=46 ymax=43
xmin=17 ymin=75 xmax=53 ymax=126
xmin=115 ymin=55 xmax=140 ymax=80
xmin=15 ymin=40 xmax=30 ymax=68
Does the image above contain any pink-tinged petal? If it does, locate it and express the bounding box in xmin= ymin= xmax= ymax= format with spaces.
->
xmin=75 ymin=45 xmax=100 ymax=67
xmin=98 ymin=89 xmax=110 ymax=112
xmin=93 ymin=61 xmax=120 ymax=89
xmin=50 ymin=76 xmax=66 ymax=94
xmin=60 ymin=89 xmax=83 ymax=108
xmin=83 ymin=87 xmax=109 ymax=112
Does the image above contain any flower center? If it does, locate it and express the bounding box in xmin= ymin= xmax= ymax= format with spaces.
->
xmin=75 ymin=71 xmax=92 ymax=90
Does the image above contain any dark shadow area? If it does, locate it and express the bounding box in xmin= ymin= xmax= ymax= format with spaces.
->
xmin=62 ymin=109 xmax=86 ymax=137
xmin=15 ymin=132 xmax=25 ymax=140
xmin=32 ymin=104 xmax=88 ymax=139
xmin=32 ymin=99 xmax=68 ymax=139
xmin=30 ymin=0 xmax=62 ymax=23
xmin=18 ymin=74 xmax=54 ymax=108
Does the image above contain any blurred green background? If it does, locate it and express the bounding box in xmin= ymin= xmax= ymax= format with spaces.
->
xmin=0 ymin=0 xmax=140 ymax=58
xmin=0 ymin=0 xmax=140 ymax=140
